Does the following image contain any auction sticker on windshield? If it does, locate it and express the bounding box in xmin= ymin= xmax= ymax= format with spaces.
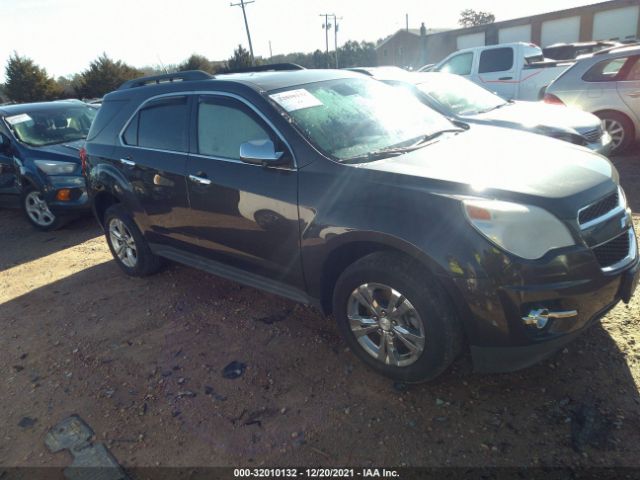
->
xmin=4 ymin=113 xmax=32 ymax=125
xmin=270 ymin=89 xmax=323 ymax=112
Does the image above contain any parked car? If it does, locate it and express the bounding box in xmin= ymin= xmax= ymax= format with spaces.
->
xmin=543 ymin=41 xmax=621 ymax=61
xmin=0 ymin=100 xmax=96 ymax=230
xmin=85 ymin=69 xmax=638 ymax=383
xmin=433 ymin=42 xmax=573 ymax=101
xmin=544 ymin=44 xmax=640 ymax=154
xmin=353 ymin=67 xmax=611 ymax=155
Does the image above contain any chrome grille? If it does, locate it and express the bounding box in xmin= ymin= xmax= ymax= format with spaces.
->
xmin=579 ymin=126 xmax=602 ymax=143
xmin=578 ymin=191 xmax=619 ymax=227
xmin=593 ymin=231 xmax=630 ymax=269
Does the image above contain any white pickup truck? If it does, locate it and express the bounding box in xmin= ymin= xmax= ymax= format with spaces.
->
xmin=433 ymin=42 xmax=573 ymax=101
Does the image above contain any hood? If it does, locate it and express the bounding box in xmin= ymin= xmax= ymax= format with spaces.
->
xmin=359 ymin=125 xmax=615 ymax=200
xmin=469 ymin=101 xmax=601 ymax=136
xmin=25 ymin=139 xmax=85 ymax=163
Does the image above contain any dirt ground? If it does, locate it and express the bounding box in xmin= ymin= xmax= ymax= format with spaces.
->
xmin=1 ymin=149 xmax=639 ymax=474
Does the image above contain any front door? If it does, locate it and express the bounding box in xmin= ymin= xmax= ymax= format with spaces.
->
xmin=0 ymin=133 xmax=18 ymax=198
xmin=112 ymin=95 xmax=193 ymax=250
xmin=185 ymin=94 xmax=302 ymax=286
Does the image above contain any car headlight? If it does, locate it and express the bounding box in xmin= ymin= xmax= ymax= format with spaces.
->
xmin=463 ymin=199 xmax=575 ymax=260
xmin=34 ymin=160 xmax=78 ymax=175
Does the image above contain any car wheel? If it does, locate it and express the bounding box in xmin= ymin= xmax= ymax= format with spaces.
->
xmin=598 ymin=111 xmax=634 ymax=154
xmin=21 ymin=185 xmax=62 ymax=231
xmin=104 ymin=204 xmax=163 ymax=277
xmin=332 ymin=252 xmax=463 ymax=383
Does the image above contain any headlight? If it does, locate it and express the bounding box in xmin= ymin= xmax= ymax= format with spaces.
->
xmin=34 ymin=160 xmax=78 ymax=175
xmin=463 ymin=199 xmax=575 ymax=260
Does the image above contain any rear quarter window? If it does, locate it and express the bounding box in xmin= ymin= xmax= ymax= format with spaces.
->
xmin=582 ymin=57 xmax=630 ymax=82
xmin=86 ymin=99 xmax=128 ymax=141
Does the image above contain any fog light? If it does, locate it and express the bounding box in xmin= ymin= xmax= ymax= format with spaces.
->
xmin=522 ymin=308 xmax=578 ymax=329
xmin=56 ymin=189 xmax=72 ymax=201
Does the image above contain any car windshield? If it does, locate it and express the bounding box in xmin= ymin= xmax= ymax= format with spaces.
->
xmin=268 ymin=77 xmax=454 ymax=162
xmin=415 ymin=74 xmax=508 ymax=116
xmin=3 ymin=104 xmax=97 ymax=147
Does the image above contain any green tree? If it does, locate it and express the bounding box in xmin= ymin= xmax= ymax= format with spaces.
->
xmin=178 ymin=54 xmax=222 ymax=74
xmin=4 ymin=53 xmax=61 ymax=102
xmin=75 ymin=54 xmax=142 ymax=98
xmin=226 ymin=45 xmax=253 ymax=71
xmin=458 ymin=9 xmax=495 ymax=28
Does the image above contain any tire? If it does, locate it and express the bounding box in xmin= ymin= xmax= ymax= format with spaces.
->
xmin=103 ymin=204 xmax=163 ymax=277
xmin=597 ymin=111 xmax=635 ymax=154
xmin=332 ymin=252 xmax=463 ymax=383
xmin=21 ymin=185 xmax=63 ymax=231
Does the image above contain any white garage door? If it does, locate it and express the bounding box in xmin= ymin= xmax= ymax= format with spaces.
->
xmin=499 ymin=24 xmax=532 ymax=44
xmin=593 ymin=6 xmax=639 ymax=41
xmin=457 ymin=32 xmax=485 ymax=50
xmin=541 ymin=16 xmax=580 ymax=46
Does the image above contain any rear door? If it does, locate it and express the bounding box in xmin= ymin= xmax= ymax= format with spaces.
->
xmin=617 ymin=56 xmax=640 ymax=123
xmin=185 ymin=94 xmax=303 ymax=286
xmin=111 ymin=95 xmax=194 ymax=250
xmin=476 ymin=46 xmax=517 ymax=100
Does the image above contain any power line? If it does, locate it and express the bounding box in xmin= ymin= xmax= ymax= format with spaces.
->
xmin=231 ymin=0 xmax=255 ymax=64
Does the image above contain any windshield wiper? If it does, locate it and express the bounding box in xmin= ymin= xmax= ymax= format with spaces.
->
xmin=477 ymin=99 xmax=514 ymax=114
xmin=341 ymin=129 xmax=464 ymax=163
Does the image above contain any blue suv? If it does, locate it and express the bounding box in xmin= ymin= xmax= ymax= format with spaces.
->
xmin=0 ymin=100 xmax=96 ymax=230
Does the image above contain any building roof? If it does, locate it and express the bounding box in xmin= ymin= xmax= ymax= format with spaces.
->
xmin=376 ymin=28 xmax=451 ymax=50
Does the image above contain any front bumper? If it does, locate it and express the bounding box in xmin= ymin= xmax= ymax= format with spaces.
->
xmin=43 ymin=175 xmax=91 ymax=215
xmin=587 ymin=131 xmax=612 ymax=156
xmin=445 ymin=227 xmax=638 ymax=374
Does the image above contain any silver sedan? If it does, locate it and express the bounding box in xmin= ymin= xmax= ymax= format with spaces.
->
xmin=544 ymin=45 xmax=640 ymax=154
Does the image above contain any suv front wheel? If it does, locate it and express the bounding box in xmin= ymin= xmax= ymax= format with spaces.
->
xmin=333 ymin=252 xmax=463 ymax=383
xmin=104 ymin=205 xmax=163 ymax=277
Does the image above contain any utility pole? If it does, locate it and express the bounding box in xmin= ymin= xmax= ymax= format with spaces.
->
xmin=320 ymin=13 xmax=331 ymax=68
xmin=269 ymin=40 xmax=273 ymax=59
xmin=231 ymin=0 xmax=255 ymax=64
xmin=332 ymin=15 xmax=342 ymax=68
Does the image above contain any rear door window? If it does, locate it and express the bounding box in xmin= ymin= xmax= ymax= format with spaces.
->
xmin=124 ymin=96 xmax=189 ymax=152
xmin=438 ymin=53 xmax=473 ymax=75
xmin=478 ymin=48 xmax=514 ymax=73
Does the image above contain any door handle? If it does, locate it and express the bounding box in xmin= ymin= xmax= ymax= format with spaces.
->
xmin=119 ymin=158 xmax=136 ymax=167
xmin=499 ymin=76 xmax=513 ymax=80
xmin=189 ymin=174 xmax=212 ymax=186
xmin=628 ymin=91 xmax=640 ymax=98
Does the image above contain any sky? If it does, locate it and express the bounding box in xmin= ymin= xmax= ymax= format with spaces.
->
xmin=2 ymin=0 xmax=598 ymax=80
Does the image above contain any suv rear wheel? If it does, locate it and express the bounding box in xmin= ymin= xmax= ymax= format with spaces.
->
xmin=104 ymin=205 xmax=163 ymax=277
xmin=597 ymin=111 xmax=634 ymax=154
xmin=332 ymin=252 xmax=463 ymax=383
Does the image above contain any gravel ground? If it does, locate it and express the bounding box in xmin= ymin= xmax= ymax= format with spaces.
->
xmin=0 ymin=148 xmax=639 ymax=472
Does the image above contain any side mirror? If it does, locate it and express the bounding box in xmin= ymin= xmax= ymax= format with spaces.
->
xmin=239 ymin=139 xmax=286 ymax=166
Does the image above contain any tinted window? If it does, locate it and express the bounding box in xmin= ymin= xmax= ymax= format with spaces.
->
xmin=582 ymin=57 xmax=629 ymax=82
xmin=478 ymin=48 xmax=514 ymax=73
xmin=197 ymin=98 xmax=271 ymax=160
xmin=624 ymin=57 xmax=640 ymax=81
xmin=123 ymin=114 xmax=138 ymax=145
xmin=134 ymin=96 xmax=188 ymax=152
xmin=438 ymin=53 xmax=473 ymax=75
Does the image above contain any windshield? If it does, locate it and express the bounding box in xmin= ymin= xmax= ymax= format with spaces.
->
xmin=415 ymin=74 xmax=507 ymax=116
xmin=4 ymin=104 xmax=97 ymax=147
xmin=268 ymin=78 xmax=454 ymax=161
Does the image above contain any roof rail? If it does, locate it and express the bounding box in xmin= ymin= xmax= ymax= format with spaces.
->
xmin=593 ymin=42 xmax=640 ymax=55
xmin=118 ymin=70 xmax=213 ymax=90
xmin=222 ymin=63 xmax=305 ymax=74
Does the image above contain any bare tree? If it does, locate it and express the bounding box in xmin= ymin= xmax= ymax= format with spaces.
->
xmin=458 ymin=9 xmax=495 ymax=28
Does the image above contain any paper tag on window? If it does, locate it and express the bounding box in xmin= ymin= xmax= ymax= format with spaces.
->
xmin=270 ymin=89 xmax=323 ymax=112
xmin=5 ymin=113 xmax=32 ymax=125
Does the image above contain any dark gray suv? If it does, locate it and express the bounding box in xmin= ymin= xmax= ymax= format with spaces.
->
xmin=84 ymin=69 xmax=638 ymax=382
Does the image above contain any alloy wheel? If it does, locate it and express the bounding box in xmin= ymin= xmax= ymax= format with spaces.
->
xmin=108 ymin=218 xmax=138 ymax=268
xmin=347 ymin=282 xmax=426 ymax=367
xmin=24 ymin=191 xmax=56 ymax=227
xmin=603 ymin=118 xmax=625 ymax=151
